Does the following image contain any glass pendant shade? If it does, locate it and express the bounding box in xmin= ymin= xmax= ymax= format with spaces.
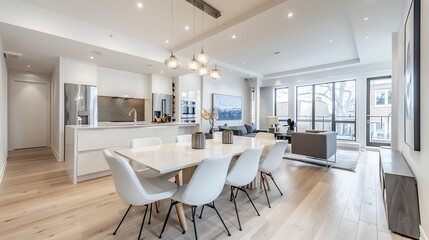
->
xmin=210 ymin=65 xmax=221 ymax=79
xmin=198 ymin=65 xmax=209 ymax=76
xmin=187 ymin=55 xmax=201 ymax=71
xmin=165 ymin=53 xmax=181 ymax=69
xmin=196 ymin=49 xmax=209 ymax=64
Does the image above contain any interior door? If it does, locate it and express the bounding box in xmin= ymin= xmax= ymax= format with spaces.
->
xmin=366 ymin=76 xmax=392 ymax=147
xmin=10 ymin=79 xmax=48 ymax=149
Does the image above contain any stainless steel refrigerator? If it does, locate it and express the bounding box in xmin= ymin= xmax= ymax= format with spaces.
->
xmin=152 ymin=93 xmax=172 ymax=120
xmin=64 ymin=83 xmax=98 ymax=125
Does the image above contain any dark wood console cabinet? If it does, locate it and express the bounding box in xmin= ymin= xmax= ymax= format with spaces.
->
xmin=379 ymin=149 xmax=420 ymax=239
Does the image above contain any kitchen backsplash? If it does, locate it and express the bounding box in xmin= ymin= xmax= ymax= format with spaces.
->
xmin=98 ymin=96 xmax=145 ymax=122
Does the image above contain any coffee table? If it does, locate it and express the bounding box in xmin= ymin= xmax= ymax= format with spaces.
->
xmin=275 ymin=132 xmax=291 ymax=143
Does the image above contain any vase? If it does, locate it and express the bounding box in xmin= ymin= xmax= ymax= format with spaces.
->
xmin=192 ymin=133 xmax=206 ymax=149
xmin=222 ymin=131 xmax=233 ymax=144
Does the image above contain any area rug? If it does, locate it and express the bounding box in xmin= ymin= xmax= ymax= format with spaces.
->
xmin=284 ymin=147 xmax=361 ymax=172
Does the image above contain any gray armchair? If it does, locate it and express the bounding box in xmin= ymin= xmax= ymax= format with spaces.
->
xmin=291 ymin=131 xmax=337 ymax=171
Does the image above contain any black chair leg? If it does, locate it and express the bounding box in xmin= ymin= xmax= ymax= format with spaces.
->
xmin=230 ymin=186 xmax=234 ymax=201
xmin=155 ymin=201 xmax=160 ymax=213
xmin=211 ymin=201 xmax=231 ymax=236
xmin=242 ymin=188 xmax=260 ymax=216
xmin=268 ymin=173 xmax=283 ymax=196
xmin=137 ymin=205 xmax=148 ymax=240
xmin=192 ymin=206 xmax=199 ymax=240
xmin=158 ymin=200 xmax=174 ymax=238
xmin=148 ymin=203 xmax=152 ymax=224
xmin=261 ymin=172 xmax=271 ymax=208
xmin=113 ymin=204 xmax=132 ymax=235
xmin=231 ymin=187 xmax=242 ymax=231
xmin=198 ymin=205 xmax=205 ymax=219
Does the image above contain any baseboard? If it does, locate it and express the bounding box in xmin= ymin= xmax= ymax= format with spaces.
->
xmin=51 ymin=147 xmax=61 ymax=161
xmin=421 ymin=225 xmax=428 ymax=240
xmin=0 ymin=159 xmax=7 ymax=183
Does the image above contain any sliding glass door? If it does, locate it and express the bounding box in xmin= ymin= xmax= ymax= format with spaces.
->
xmin=296 ymin=80 xmax=356 ymax=140
xmin=366 ymin=76 xmax=391 ymax=147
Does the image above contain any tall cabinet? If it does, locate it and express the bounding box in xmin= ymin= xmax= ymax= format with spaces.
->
xmin=97 ymin=67 xmax=150 ymax=99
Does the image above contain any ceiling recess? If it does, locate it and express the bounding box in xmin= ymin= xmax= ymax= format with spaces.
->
xmin=185 ymin=0 xmax=221 ymax=18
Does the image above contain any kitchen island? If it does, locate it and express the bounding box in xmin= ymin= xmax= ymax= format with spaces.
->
xmin=65 ymin=122 xmax=199 ymax=184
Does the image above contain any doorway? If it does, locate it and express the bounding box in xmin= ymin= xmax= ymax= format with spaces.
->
xmin=366 ymin=76 xmax=392 ymax=147
xmin=10 ymin=79 xmax=49 ymax=149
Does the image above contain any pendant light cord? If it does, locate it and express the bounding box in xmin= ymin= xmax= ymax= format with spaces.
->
xmin=170 ymin=0 xmax=174 ymax=53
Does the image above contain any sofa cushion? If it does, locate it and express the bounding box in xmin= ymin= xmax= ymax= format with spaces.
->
xmin=233 ymin=125 xmax=248 ymax=136
xmin=245 ymin=124 xmax=256 ymax=133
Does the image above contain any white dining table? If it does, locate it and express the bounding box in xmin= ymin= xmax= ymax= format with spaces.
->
xmin=114 ymin=135 xmax=276 ymax=231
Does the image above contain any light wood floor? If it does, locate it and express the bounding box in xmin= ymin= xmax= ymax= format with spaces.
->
xmin=0 ymin=148 xmax=410 ymax=240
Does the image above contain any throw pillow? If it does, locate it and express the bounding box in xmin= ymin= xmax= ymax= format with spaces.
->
xmin=245 ymin=124 xmax=256 ymax=133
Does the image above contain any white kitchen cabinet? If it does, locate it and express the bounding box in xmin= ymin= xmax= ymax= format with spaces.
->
xmin=62 ymin=58 xmax=97 ymax=85
xmin=97 ymin=67 xmax=116 ymax=97
xmin=97 ymin=67 xmax=149 ymax=99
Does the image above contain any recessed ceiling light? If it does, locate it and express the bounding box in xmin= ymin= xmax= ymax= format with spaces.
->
xmin=365 ymin=36 xmax=370 ymax=39
xmin=229 ymin=69 xmax=233 ymax=72
xmin=27 ymin=65 xmax=31 ymax=68
xmin=185 ymin=26 xmax=189 ymax=30
xmin=160 ymin=70 xmax=164 ymax=74
xmin=232 ymin=35 xmax=236 ymax=39
xmin=367 ymin=49 xmax=371 ymax=52
xmin=137 ymin=2 xmax=143 ymax=8
xmin=363 ymin=17 xmax=369 ymax=21
xmin=90 ymin=56 xmax=94 ymax=60
xmin=287 ymin=12 xmax=293 ymax=18
xmin=241 ymin=62 xmax=245 ymax=65
xmin=165 ymin=40 xmax=169 ymax=44
xmin=329 ymin=39 xmax=334 ymax=43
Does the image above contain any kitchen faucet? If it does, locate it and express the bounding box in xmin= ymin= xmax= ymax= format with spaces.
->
xmin=128 ymin=108 xmax=137 ymax=124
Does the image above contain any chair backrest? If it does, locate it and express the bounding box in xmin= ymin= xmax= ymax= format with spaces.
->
xmin=260 ymin=141 xmax=288 ymax=172
xmin=103 ymin=149 xmax=149 ymax=205
xmin=255 ymin=132 xmax=274 ymax=140
xmin=176 ymin=134 xmax=192 ymax=143
xmin=226 ymin=147 xmax=264 ymax=186
xmin=131 ymin=137 xmax=162 ymax=148
xmin=181 ymin=154 xmax=233 ymax=206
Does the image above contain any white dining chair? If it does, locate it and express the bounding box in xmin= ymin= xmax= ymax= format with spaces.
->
xmin=103 ymin=149 xmax=180 ymax=240
xmin=175 ymin=134 xmax=192 ymax=143
xmin=225 ymin=147 xmax=264 ymax=231
xmin=259 ymin=141 xmax=288 ymax=208
xmin=255 ymin=132 xmax=275 ymax=139
xmin=158 ymin=154 xmax=233 ymax=240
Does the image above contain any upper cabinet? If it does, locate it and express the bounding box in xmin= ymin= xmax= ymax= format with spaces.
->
xmin=61 ymin=58 xmax=97 ymax=85
xmin=97 ymin=67 xmax=150 ymax=99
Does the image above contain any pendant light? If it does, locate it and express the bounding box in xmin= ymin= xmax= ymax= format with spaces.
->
xmin=165 ymin=0 xmax=180 ymax=69
xmin=187 ymin=4 xmax=201 ymax=71
xmin=196 ymin=6 xmax=209 ymax=65
xmin=210 ymin=18 xmax=221 ymax=79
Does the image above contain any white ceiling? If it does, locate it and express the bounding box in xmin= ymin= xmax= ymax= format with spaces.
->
xmin=1 ymin=0 xmax=406 ymax=79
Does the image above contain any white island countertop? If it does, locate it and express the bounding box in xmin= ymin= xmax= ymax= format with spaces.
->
xmin=66 ymin=121 xmax=199 ymax=130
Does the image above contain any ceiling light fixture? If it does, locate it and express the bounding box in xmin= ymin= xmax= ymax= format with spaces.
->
xmin=365 ymin=36 xmax=370 ymax=39
xmin=185 ymin=26 xmax=189 ymax=30
xmin=329 ymin=39 xmax=333 ymax=43
xmin=196 ymin=5 xmax=209 ymax=66
xmin=165 ymin=40 xmax=169 ymax=44
xmin=90 ymin=56 xmax=94 ymax=60
xmin=187 ymin=5 xmax=201 ymax=71
xmin=137 ymin=2 xmax=143 ymax=8
xmin=164 ymin=0 xmax=180 ymax=69
xmin=232 ymin=35 xmax=236 ymax=39
xmin=210 ymin=18 xmax=221 ymax=79
xmin=27 ymin=65 xmax=31 ymax=68
xmin=364 ymin=17 xmax=369 ymax=21
xmin=288 ymin=12 xmax=293 ymax=18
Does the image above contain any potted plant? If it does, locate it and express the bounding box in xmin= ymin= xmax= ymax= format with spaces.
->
xmin=201 ymin=109 xmax=218 ymax=139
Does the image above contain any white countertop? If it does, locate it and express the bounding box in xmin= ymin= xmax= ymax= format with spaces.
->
xmin=66 ymin=121 xmax=199 ymax=129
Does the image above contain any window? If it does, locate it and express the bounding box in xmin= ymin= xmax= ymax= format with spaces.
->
xmin=375 ymin=89 xmax=392 ymax=106
xmin=295 ymin=80 xmax=356 ymax=141
xmin=274 ymin=88 xmax=289 ymax=120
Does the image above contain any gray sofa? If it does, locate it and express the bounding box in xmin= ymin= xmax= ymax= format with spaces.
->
xmin=291 ymin=131 xmax=337 ymax=170
xmin=218 ymin=124 xmax=266 ymax=137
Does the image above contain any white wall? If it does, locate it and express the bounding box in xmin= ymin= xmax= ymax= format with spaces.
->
xmin=7 ymin=70 xmax=51 ymax=150
xmin=0 ymin=34 xmax=8 ymax=182
xmin=396 ymin=0 xmax=429 ymax=237
xmin=201 ymin=71 xmax=250 ymax=132
xmin=51 ymin=62 xmax=60 ymax=160
xmin=260 ymin=65 xmax=391 ymax=147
